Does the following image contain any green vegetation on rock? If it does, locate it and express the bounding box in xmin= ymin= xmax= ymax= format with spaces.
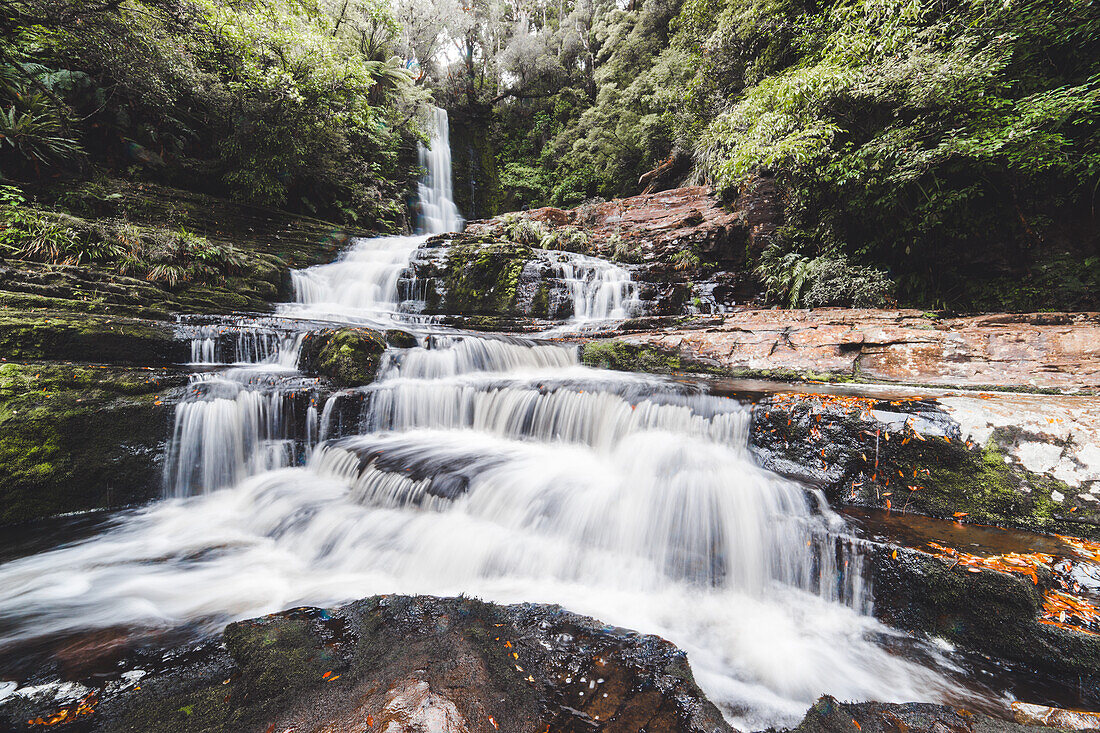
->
xmin=0 ymin=362 xmax=183 ymax=525
xmin=299 ymin=327 xmax=387 ymax=388
xmin=0 ymin=308 xmax=186 ymax=364
xmin=432 ymin=242 xmax=534 ymax=316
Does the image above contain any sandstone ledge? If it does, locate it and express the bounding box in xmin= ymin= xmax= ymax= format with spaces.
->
xmin=600 ymin=309 xmax=1100 ymax=391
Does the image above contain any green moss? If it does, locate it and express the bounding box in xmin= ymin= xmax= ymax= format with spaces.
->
xmin=0 ymin=362 xmax=183 ymax=525
xmin=299 ymin=327 xmax=387 ymax=388
xmin=436 ymin=242 xmax=533 ymax=315
xmin=846 ymin=428 xmax=1083 ymax=536
xmin=581 ymin=340 xmax=679 ymax=373
xmin=917 ymin=439 xmax=1067 ymax=530
xmin=530 ymin=281 xmax=550 ymax=319
xmin=0 ymin=308 xmax=187 ymax=365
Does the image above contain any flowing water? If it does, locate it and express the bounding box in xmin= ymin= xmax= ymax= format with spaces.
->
xmin=0 ymin=108 xmax=994 ymax=728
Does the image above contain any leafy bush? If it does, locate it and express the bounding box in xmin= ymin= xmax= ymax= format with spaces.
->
xmin=500 ymin=213 xmax=549 ymax=245
xmin=3 ymin=0 xmax=423 ymax=227
xmin=539 ymin=225 xmax=588 ymax=251
xmin=801 ymin=256 xmax=893 ymax=309
xmin=756 ymin=244 xmax=893 ymax=308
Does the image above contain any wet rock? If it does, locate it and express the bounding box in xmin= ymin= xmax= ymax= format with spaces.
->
xmin=0 ymin=362 xmax=185 ymax=525
xmin=871 ymin=546 xmax=1100 ymax=685
xmin=749 ymin=392 xmax=1096 ymax=538
xmin=581 ymin=339 xmax=695 ymax=374
xmin=786 ymin=695 xmax=1051 ymax=733
xmin=0 ymin=308 xmax=189 ymax=365
xmin=384 ymin=329 xmax=419 ymax=349
xmin=406 ymin=235 xmax=642 ymax=321
xmin=299 ymin=327 xmax=387 ymax=388
xmin=0 ymin=595 xmax=735 ymax=733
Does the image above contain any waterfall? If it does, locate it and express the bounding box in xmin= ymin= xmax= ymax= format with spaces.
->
xmin=550 ymin=251 xmax=640 ymax=322
xmin=418 ymin=106 xmax=464 ymax=235
xmin=0 ymin=105 xmax=982 ymax=732
xmin=281 ymin=107 xmax=465 ymax=323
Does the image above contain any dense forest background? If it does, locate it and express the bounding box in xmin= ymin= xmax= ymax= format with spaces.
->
xmin=2 ymin=0 xmax=1099 ymax=310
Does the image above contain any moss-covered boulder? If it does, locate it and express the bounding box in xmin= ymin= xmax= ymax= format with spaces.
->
xmin=582 ymin=338 xmax=692 ymax=374
xmin=0 ymin=363 xmax=186 ymax=525
xmin=430 ymin=241 xmax=534 ymax=316
xmin=0 ymin=308 xmax=188 ymax=365
xmin=299 ymin=327 xmax=387 ymax=388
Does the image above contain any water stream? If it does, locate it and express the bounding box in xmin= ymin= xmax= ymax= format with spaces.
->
xmin=0 ymin=108 xmax=991 ymax=728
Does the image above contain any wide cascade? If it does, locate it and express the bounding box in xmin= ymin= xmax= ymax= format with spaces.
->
xmin=0 ymin=109 xmax=978 ymax=730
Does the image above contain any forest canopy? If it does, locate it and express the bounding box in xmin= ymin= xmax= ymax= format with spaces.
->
xmin=0 ymin=0 xmax=430 ymax=227
xmin=2 ymin=0 xmax=1099 ymax=309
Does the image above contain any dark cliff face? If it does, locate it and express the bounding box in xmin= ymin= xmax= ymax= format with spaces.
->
xmin=0 ymin=595 xmax=734 ymax=733
xmin=448 ymin=108 xmax=503 ymax=221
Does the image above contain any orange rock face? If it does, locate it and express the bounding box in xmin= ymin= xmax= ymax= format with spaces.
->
xmin=620 ymin=309 xmax=1100 ymax=389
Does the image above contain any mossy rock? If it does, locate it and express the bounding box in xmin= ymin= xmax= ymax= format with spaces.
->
xmin=581 ymin=339 xmax=683 ymax=373
xmin=0 ymin=307 xmax=188 ymax=365
xmin=750 ymin=395 xmax=1092 ymax=538
xmin=299 ymin=327 xmax=387 ymax=388
xmin=430 ymin=242 xmax=534 ymax=315
xmin=383 ymin=329 xmax=418 ymax=348
xmin=0 ymin=362 xmax=185 ymax=525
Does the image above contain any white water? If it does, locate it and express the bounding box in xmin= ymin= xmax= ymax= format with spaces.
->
xmin=0 ymin=108 xmax=985 ymax=730
xmin=551 ymin=251 xmax=640 ymax=322
xmin=418 ymin=106 xmax=464 ymax=235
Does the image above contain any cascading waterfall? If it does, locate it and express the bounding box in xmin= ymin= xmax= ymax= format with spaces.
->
xmin=282 ymin=106 xmax=464 ymax=324
xmin=551 ymin=251 xmax=640 ymax=322
xmin=418 ymin=106 xmax=464 ymax=235
xmin=0 ymin=105 xmax=984 ymax=731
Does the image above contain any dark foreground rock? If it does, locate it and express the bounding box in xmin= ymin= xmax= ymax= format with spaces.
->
xmin=0 ymin=595 xmax=733 ymax=733
xmin=871 ymin=545 xmax=1100 ymax=686
xmin=787 ymin=696 xmax=1053 ymax=733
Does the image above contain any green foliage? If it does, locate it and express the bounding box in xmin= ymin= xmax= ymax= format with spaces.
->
xmin=452 ymin=0 xmax=1100 ymax=310
xmin=694 ymin=0 xmax=1100 ymax=309
xmin=670 ymin=248 xmax=701 ymax=271
xmin=0 ymin=203 xmax=246 ymax=287
xmin=608 ymin=233 xmax=644 ymax=264
xmin=500 ymin=213 xmax=549 ymax=245
xmin=3 ymin=0 xmax=424 ymax=227
xmin=539 ymin=225 xmax=588 ymax=251
xmin=756 ymin=245 xmax=893 ymax=308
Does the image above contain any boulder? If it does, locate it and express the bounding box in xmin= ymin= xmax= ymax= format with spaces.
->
xmin=299 ymin=327 xmax=387 ymax=388
xmin=0 ymin=595 xmax=734 ymax=733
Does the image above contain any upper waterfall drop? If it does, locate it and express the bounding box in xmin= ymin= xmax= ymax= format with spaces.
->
xmin=418 ymin=106 xmax=464 ymax=235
